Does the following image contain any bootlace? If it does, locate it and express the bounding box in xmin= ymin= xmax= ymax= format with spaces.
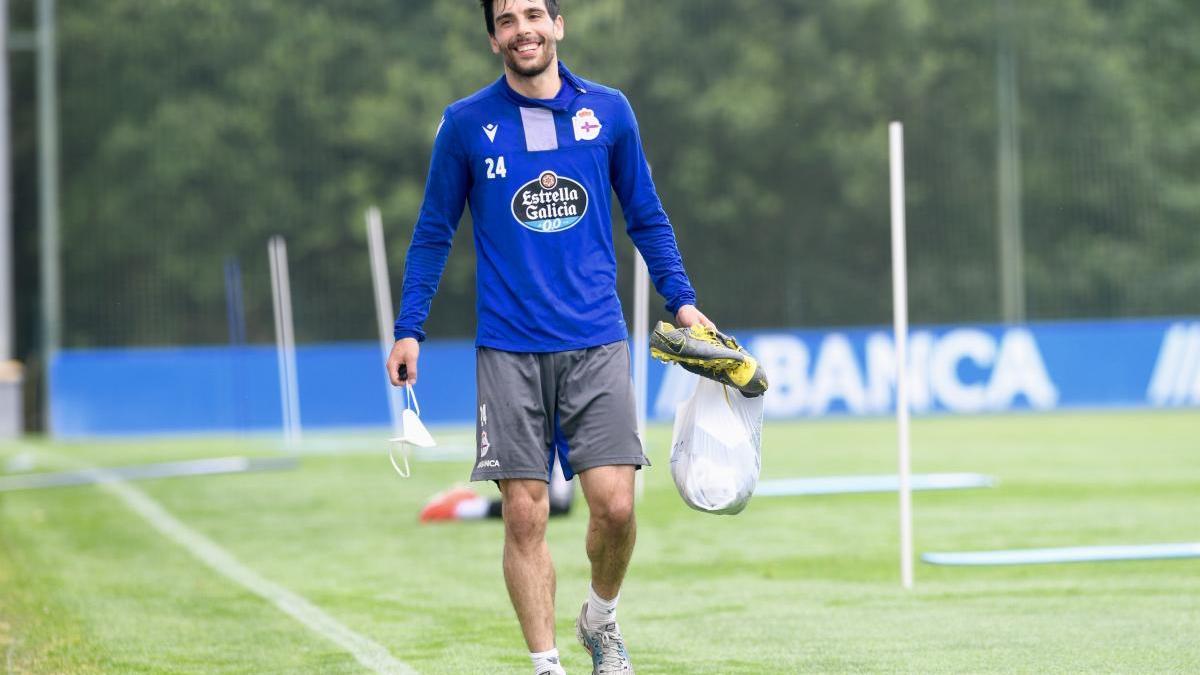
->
xmin=594 ymin=624 xmax=630 ymax=674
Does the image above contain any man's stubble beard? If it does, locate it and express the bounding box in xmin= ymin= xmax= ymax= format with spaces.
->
xmin=504 ymin=40 xmax=558 ymax=79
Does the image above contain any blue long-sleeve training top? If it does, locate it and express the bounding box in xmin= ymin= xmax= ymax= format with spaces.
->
xmin=395 ymin=62 xmax=696 ymax=352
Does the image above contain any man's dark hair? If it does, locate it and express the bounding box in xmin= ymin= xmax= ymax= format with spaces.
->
xmin=480 ymin=0 xmax=560 ymax=36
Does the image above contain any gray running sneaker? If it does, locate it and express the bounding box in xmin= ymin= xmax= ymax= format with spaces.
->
xmin=575 ymin=602 xmax=634 ymax=674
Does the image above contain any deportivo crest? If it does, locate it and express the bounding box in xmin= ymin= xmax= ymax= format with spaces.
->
xmin=511 ymin=171 xmax=589 ymax=233
xmin=572 ymin=108 xmax=602 ymax=141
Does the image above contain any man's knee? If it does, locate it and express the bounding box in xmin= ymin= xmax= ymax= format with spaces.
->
xmin=500 ymin=481 xmax=549 ymax=546
xmin=591 ymin=494 xmax=635 ymax=532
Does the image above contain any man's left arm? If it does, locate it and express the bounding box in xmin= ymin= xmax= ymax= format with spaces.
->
xmin=610 ymin=93 xmax=711 ymax=328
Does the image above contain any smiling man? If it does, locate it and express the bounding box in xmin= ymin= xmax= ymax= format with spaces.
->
xmin=386 ymin=2 xmax=713 ymax=673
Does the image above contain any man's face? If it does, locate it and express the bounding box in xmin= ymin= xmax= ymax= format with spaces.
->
xmin=489 ymin=0 xmax=565 ymax=78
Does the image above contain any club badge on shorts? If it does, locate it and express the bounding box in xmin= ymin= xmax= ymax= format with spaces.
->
xmin=572 ymin=108 xmax=602 ymax=141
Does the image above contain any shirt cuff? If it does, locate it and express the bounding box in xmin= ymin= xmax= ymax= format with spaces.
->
xmin=393 ymin=328 xmax=426 ymax=342
xmin=665 ymin=292 xmax=697 ymax=316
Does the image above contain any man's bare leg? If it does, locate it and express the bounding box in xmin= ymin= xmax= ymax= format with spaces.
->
xmin=573 ymin=465 xmax=638 ymax=670
xmin=578 ymin=465 xmax=637 ymax=599
xmin=499 ymin=478 xmax=556 ymax=652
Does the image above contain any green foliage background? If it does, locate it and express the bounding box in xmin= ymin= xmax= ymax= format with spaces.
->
xmin=11 ymin=0 xmax=1200 ymax=347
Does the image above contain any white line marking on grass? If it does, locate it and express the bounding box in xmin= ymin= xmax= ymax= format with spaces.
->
xmin=84 ymin=464 xmax=415 ymax=674
xmin=0 ymin=457 xmax=298 ymax=492
xmin=755 ymin=473 xmax=995 ymax=497
xmin=923 ymin=542 xmax=1200 ymax=566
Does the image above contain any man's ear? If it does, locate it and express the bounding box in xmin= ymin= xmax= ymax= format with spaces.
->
xmin=554 ymin=15 xmax=564 ymax=41
xmin=489 ymin=34 xmax=501 ymax=55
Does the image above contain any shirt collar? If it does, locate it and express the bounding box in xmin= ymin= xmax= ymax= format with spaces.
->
xmin=496 ymin=61 xmax=587 ymax=112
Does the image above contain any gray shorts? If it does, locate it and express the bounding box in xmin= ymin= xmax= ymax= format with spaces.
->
xmin=471 ymin=340 xmax=649 ymax=483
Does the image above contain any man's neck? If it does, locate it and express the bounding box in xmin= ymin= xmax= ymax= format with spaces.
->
xmin=505 ymin=59 xmax=562 ymax=100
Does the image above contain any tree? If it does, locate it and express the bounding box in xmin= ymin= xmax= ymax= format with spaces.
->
xmin=16 ymin=0 xmax=1197 ymax=348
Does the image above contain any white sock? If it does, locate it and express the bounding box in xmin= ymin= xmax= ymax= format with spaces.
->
xmin=586 ymin=584 xmax=618 ymax=628
xmin=453 ymin=496 xmax=490 ymax=520
xmin=530 ymin=647 xmax=563 ymax=674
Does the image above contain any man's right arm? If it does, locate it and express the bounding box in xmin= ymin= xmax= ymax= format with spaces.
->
xmin=389 ymin=111 xmax=472 ymax=386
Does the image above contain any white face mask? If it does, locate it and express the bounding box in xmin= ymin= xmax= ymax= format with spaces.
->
xmin=388 ymin=383 xmax=437 ymax=478
xmin=397 ymin=407 xmax=436 ymax=448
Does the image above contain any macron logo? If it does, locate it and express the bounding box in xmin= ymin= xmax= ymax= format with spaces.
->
xmin=483 ymin=124 xmax=499 ymax=142
xmin=1147 ymin=322 xmax=1200 ymax=406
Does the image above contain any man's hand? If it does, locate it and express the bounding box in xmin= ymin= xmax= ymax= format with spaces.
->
xmin=674 ymin=304 xmax=715 ymax=330
xmin=386 ymin=337 xmax=420 ymax=386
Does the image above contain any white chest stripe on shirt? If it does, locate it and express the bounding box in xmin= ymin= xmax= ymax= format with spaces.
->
xmin=520 ymin=107 xmax=559 ymax=152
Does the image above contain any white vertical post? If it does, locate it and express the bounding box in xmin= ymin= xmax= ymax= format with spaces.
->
xmin=889 ymin=121 xmax=914 ymax=589
xmin=268 ymin=236 xmax=301 ymax=446
xmin=36 ymin=0 xmax=61 ymax=432
xmin=366 ymin=207 xmax=405 ymax=439
xmin=1 ymin=0 xmax=13 ymax=361
xmin=632 ymin=250 xmax=650 ymax=499
xmin=996 ymin=0 xmax=1025 ymax=323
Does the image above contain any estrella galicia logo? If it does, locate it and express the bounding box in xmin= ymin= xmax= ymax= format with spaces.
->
xmin=511 ymin=171 xmax=589 ymax=233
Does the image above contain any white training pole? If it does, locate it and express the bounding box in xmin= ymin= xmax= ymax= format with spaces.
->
xmin=279 ymin=239 xmax=301 ymax=445
xmin=366 ymin=207 xmax=405 ymax=440
xmin=889 ymin=121 xmax=913 ymax=589
xmin=632 ymin=250 xmax=650 ymax=499
xmin=268 ymin=239 xmax=288 ymax=441
xmin=268 ymin=236 xmax=301 ymax=446
xmin=0 ymin=0 xmax=13 ymax=363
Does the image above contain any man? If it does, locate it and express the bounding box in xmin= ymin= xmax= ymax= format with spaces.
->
xmin=386 ymin=1 xmax=713 ymax=672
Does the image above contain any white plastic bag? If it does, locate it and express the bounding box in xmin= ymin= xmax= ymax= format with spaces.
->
xmin=669 ymin=375 xmax=764 ymax=514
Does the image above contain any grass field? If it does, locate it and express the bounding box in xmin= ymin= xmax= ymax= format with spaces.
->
xmin=2 ymin=410 xmax=1199 ymax=673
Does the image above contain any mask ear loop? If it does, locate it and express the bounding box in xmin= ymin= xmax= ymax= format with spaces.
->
xmin=388 ymin=442 xmax=411 ymax=478
xmin=404 ymin=382 xmax=420 ymax=416
xmin=388 ymin=383 xmax=419 ymax=478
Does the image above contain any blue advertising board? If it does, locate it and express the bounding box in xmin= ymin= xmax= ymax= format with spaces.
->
xmin=49 ymin=317 xmax=1200 ymax=437
xmin=50 ymin=341 xmax=475 ymax=436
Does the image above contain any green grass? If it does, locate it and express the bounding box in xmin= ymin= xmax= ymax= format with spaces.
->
xmin=2 ymin=411 xmax=1199 ymax=673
